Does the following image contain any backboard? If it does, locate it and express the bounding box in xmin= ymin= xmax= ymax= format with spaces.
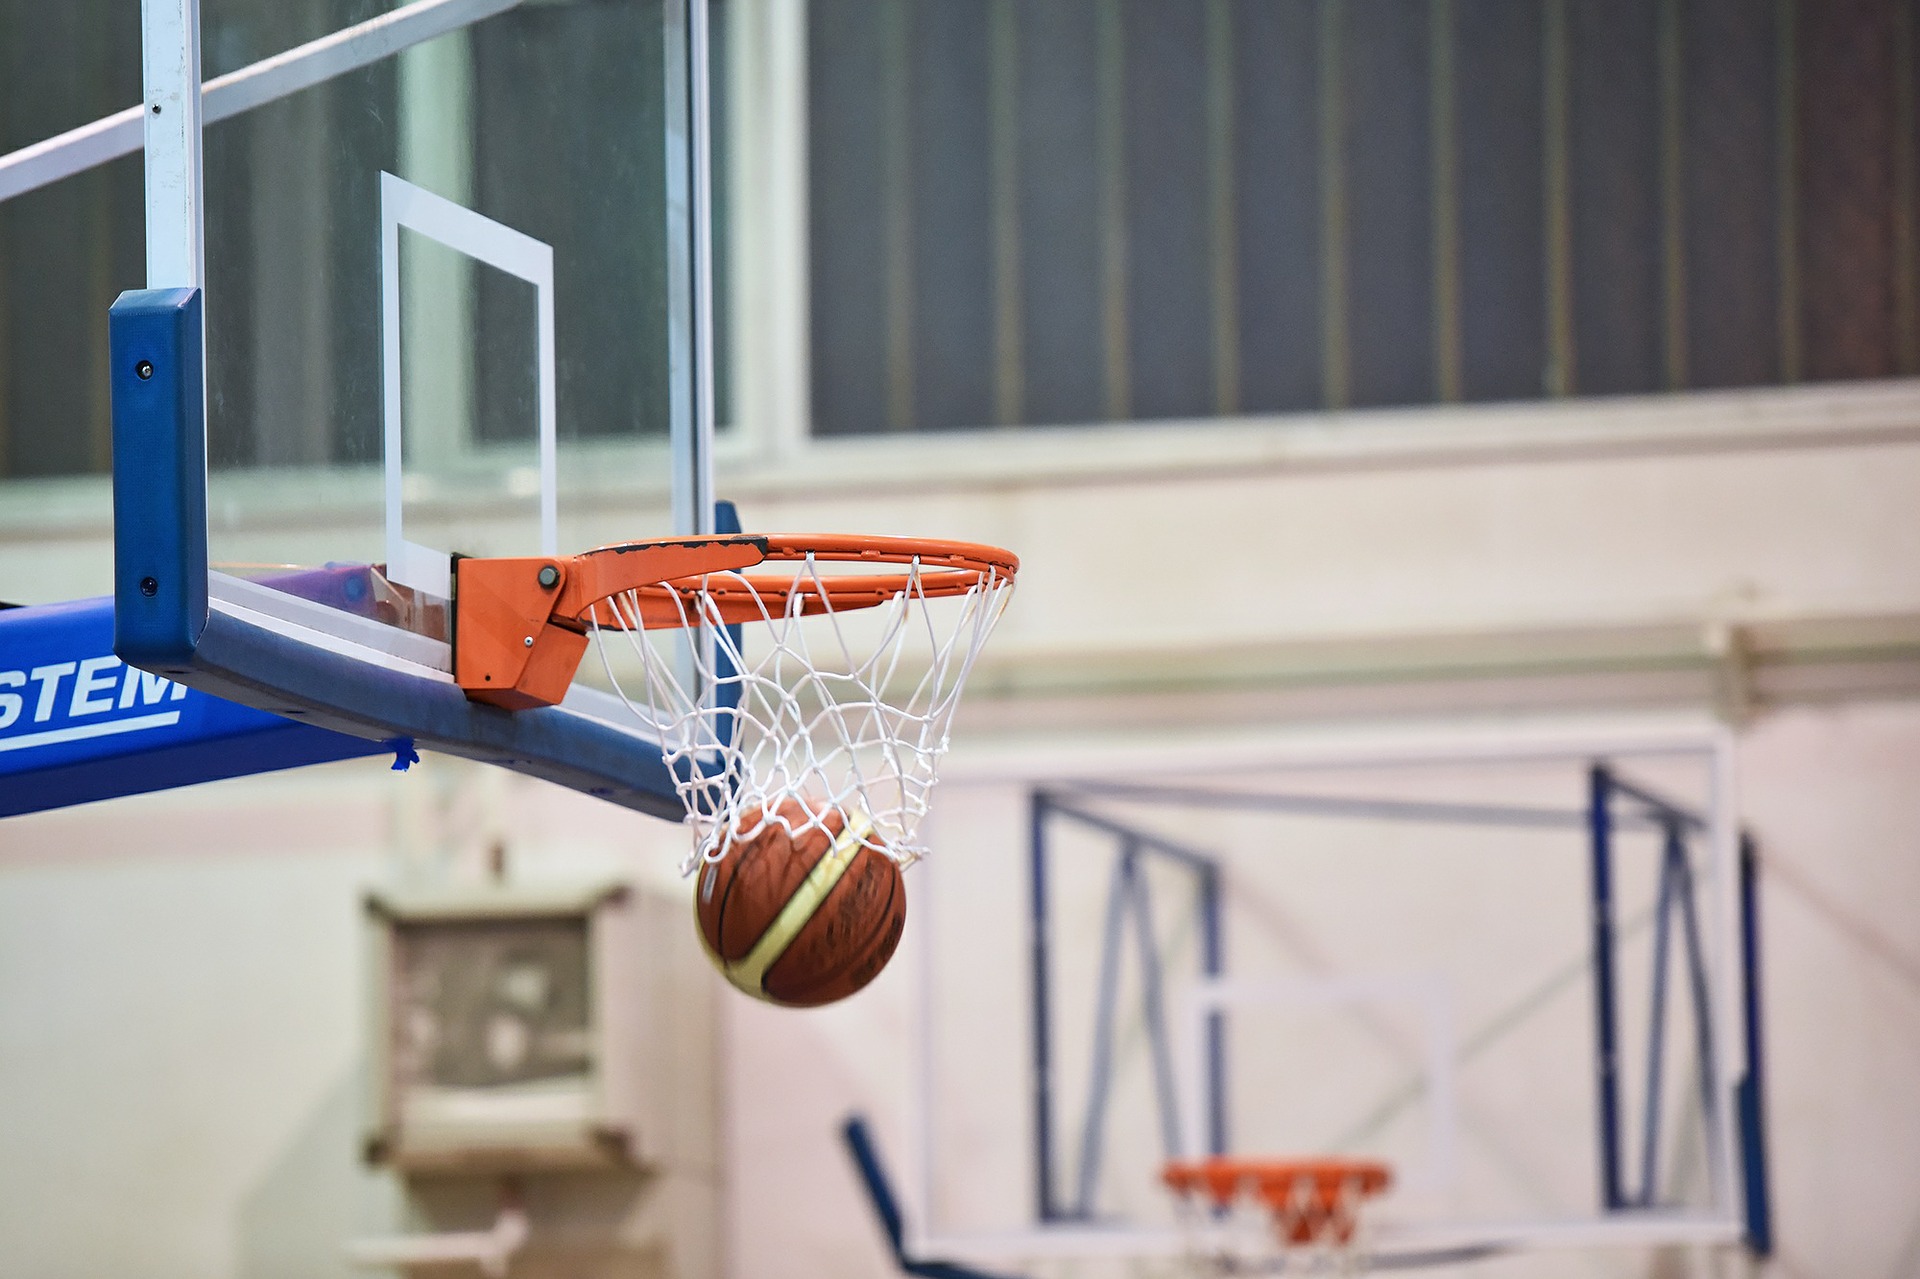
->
xmin=909 ymin=720 xmax=1769 ymax=1270
xmin=108 ymin=0 xmax=717 ymax=816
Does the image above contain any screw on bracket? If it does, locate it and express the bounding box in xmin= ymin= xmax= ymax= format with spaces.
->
xmin=537 ymin=565 xmax=560 ymax=589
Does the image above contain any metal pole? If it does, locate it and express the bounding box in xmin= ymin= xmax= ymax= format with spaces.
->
xmin=675 ymin=0 xmax=716 ymax=538
xmin=1635 ymin=824 xmax=1681 ymax=1205
xmin=1127 ymin=855 xmax=1184 ymax=1161
xmin=1071 ymin=844 xmax=1137 ymax=1217
xmin=1738 ymin=834 xmax=1774 ymax=1254
xmin=1672 ymin=815 xmax=1721 ymax=1160
xmin=1199 ymin=863 xmax=1227 ymax=1157
xmin=142 ymin=0 xmax=205 ymax=290
xmin=1028 ymin=791 xmax=1058 ymax=1223
xmin=1588 ymin=763 xmax=1625 ymax=1211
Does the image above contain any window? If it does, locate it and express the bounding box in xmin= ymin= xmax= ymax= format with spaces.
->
xmin=0 ymin=0 xmax=731 ymax=482
xmin=803 ymin=0 xmax=1920 ymax=435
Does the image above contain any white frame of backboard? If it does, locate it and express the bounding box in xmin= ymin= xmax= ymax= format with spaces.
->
xmin=379 ymin=171 xmax=558 ymax=599
xmin=910 ymin=715 xmax=1746 ymax=1265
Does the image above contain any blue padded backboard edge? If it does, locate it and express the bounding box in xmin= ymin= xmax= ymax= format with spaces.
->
xmin=109 ymin=287 xmax=208 ymax=672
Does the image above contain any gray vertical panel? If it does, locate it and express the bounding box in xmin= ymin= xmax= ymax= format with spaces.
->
xmin=474 ymin=5 xmax=659 ymax=445
xmin=1431 ymin=0 xmax=1462 ymax=403
xmin=1 ymin=0 xmax=144 ymax=478
xmin=1544 ymin=0 xmax=1575 ymax=396
xmin=323 ymin=50 xmax=394 ymax=466
xmin=989 ymin=0 xmax=1025 ymax=426
xmin=1796 ymin=0 xmax=1900 ymax=381
xmin=910 ymin=1 xmax=995 ymax=432
xmin=1569 ymin=0 xmax=1663 ymax=396
xmin=1898 ymin=0 xmax=1918 ymax=376
xmin=1342 ymin=0 xmax=1433 ymax=408
xmin=199 ymin=0 xmax=269 ymax=469
xmin=201 ymin=120 xmax=257 ymax=467
xmin=1454 ymin=0 xmax=1547 ymax=402
xmin=1206 ymin=0 xmax=1240 ymax=415
xmin=1231 ymin=0 xmax=1322 ymax=413
xmin=462 ymin=253 xmax=540 ymax=449
xmin=1015 ymin=2 xmax=1106 ymax=426
xmin=83 ymin=2 xmax=145 ymax=469
xmin=204 ymin=5 xmax=317 ymax=469
xmin=1683 ymin=0 xmax=1779 ymax=388
xmin=807 ymin=0 xmax=891 ymax=434
xmin=882 ymin=0 xmax=913 ymax=431
xmin=6 ymin=165 xmax=148 ymax=476
xmin=201 ymin=0 xmax=401 ymax=469
xmin=1121 ymin=0 xmax=1213 ymax=422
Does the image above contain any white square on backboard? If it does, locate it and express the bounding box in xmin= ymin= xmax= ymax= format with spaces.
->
xmin=380 ymin=170 xmax=557 ymax=598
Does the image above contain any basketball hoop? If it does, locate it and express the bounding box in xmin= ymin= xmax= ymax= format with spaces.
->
xmin=1163 ymin=1156 xmax=1392 ymax=1272
xmin=452 ymin=533 xmax=1018 ymax=870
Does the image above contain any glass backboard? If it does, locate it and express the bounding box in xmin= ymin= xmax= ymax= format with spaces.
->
xmin=109 ymin=0 xmax=716 ymax=816
xmin=910 ymin=725 xmax=1760 ymax=1268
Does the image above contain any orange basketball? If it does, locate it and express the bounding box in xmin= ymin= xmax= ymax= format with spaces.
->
xmin=693 ymin=797 xmax=907 ymax=1007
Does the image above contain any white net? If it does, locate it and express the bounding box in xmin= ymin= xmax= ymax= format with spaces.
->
xmin=1167 ymin=1163 xmax=1386 ymax=1274
xmin=588 ymin=549 xmax=1015 ymax=873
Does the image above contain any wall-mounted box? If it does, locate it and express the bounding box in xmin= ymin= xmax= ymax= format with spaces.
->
xmin=362 ymin=879 xmax=713 ymax=1175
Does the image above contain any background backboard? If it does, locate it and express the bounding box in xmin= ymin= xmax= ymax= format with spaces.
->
xmin=109 ymin=0 xmax=717 ymax=815
xmin=909 ymin=721 xmax=1766 ymax=1270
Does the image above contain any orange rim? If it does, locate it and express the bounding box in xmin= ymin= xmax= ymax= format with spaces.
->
xmin=1163 ymin=1157 xmax=1391 ymax=1248
xmin=587 ymin=533 xmax=1019 ymax=629
xmin=1163 ymin=1156 xmax=1392 ymax=1193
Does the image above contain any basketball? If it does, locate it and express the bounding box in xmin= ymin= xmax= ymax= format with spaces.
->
xmin=694 ymin=797 xmax=907 ymax=1007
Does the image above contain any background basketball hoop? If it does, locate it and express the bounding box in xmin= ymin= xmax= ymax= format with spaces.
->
xmin=1164 ymin=1156 xmax=1393 ymax=1272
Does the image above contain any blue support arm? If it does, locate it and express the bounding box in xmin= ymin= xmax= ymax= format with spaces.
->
xmin=0 ymin=596 xmax=390 ymax=817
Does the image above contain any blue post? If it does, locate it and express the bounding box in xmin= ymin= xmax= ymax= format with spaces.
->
xmin=1737 ymin=835 xmax=1774 ymax=1255
xmin=1588 ymin=764 xmax=1626 ymax=1211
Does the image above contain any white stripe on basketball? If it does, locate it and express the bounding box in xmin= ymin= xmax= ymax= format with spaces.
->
xmin=724 ymin=810 xmax=876 ymax=1000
